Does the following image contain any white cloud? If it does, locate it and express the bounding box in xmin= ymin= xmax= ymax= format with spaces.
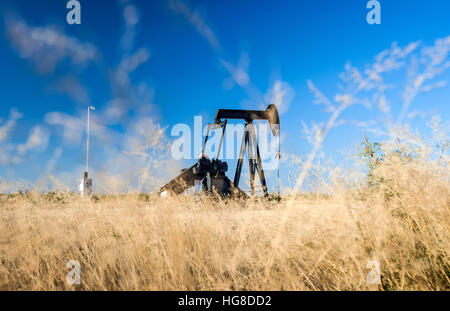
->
xmin=45 ymin=111 xmax=84 ymax=145
xmin=0 ymin=3 xmax=176 ymax=193
xmin=44 ymin=110 xmax=121 ymax=148
xmin=109 ymin=4 xmax=152 ymax=121
xmin=167 ymin=1 xmax=267 ymax=110
xmin=377 ymin=95 xmax=390 ymax=114
xmin=265 ymin=80 xmax=295 ymax=114
xmin=0 ymin=108 xmax=23 ymax=142
xmin=5 ymin=15 xmax=98 ymax=73
xmin=17 ymin=126 xmax=50 ymax=156
xmin=48 ymin=76 xmax=90 ymax=104
xmin=0 ymin=110 xmax=50 ymax=166
xmin=124 ymin=4 xmax=140 ymax=25
xmin=168 ymin=0 xmax=220 ymax=50
xmin=221 ymin=53 xmax=250 ymax=89
xmin=115 ymin=48 xmax=151 ymax=89
xmin=121 ymin=4 xmax=141 ymax=51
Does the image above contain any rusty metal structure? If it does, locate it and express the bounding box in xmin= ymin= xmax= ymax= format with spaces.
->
xmin=159 ymin=104 xmax=280 ymax=197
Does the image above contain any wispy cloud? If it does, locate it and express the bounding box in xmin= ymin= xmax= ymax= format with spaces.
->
xmin=48 ymin=76 xmax=91 ymax=104
xmin=45 ymin=112 xmax=84 ymax=145
xmin=265 ymin=80 xmax=295 ymax=115
xmin=44 ymin=111 xmax=120 ymax=147
xmin=167 ymin=1 xmax=258 ymax=103
xmin=105 ymin=2 xmax=153 ymax=122
xmin=17 ymin=126 xmax=50 ymax=156
xmin=221 ymin=53 xmax=250 ymax=90
xmin=5 ymin=15 xmax=98 ymax=74
xmin=4 ymin=13 xmax=96 ymax=107
xmin=167 ymin=0 xmax=294 ymax=115
xmin=121 ymin=3 xmax=141 ymax=51
xmin=37 ymin=2 xmax=173 ymax=193
xmin=114 ymin=48 xmax=151 ymax=92
xmin=168 ymin=0 xmax=220 ymax=50
xmin=0 ymin=108 xmax=23 ymax=166
xmin=0 ymin=109 xmax=50 ymax=166
xmin=0 ymin=108 xmax=22 ymax=142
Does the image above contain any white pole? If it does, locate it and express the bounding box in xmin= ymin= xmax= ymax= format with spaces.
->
xmin=86 ymin=106 xmax=90 ymax=173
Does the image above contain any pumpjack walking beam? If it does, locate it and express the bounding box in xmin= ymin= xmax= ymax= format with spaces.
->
xmin=214 ymin=104 xmax=280 ymax=137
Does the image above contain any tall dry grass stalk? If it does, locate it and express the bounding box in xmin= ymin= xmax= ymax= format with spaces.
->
xmin=0 ymin=130 xmax=448 ymax=290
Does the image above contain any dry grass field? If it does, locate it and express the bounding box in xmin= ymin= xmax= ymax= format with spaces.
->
xmin=0 ymin=134 xmax=448 ymax=291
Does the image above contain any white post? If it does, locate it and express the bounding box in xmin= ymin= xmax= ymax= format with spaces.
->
xmin=81 ymin=105 xmax=94 ymax=198
xmin=86 ymin=106 xmax=90 ymax=173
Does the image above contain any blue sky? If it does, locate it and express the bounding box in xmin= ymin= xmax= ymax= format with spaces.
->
xmin=0 ymin=0 xmax=449 ymax=193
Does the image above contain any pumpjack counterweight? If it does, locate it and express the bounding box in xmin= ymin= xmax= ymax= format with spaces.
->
xmin=159 ymin=104 xmax=280 ymax=198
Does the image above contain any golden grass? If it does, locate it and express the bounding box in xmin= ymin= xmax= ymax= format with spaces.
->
xmin=0 ymin=138 xmax=449 ymax=291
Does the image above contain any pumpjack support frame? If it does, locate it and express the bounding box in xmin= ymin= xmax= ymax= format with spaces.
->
xmin=159 ymin=104 xmax=280 ymax=198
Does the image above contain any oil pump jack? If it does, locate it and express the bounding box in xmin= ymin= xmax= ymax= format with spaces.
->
xmin=159 ymin=104 xmax=280 ymax=198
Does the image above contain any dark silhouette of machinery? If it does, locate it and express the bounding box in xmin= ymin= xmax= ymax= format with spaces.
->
xmin=159 ymin=104 xmax=280 ymax=197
